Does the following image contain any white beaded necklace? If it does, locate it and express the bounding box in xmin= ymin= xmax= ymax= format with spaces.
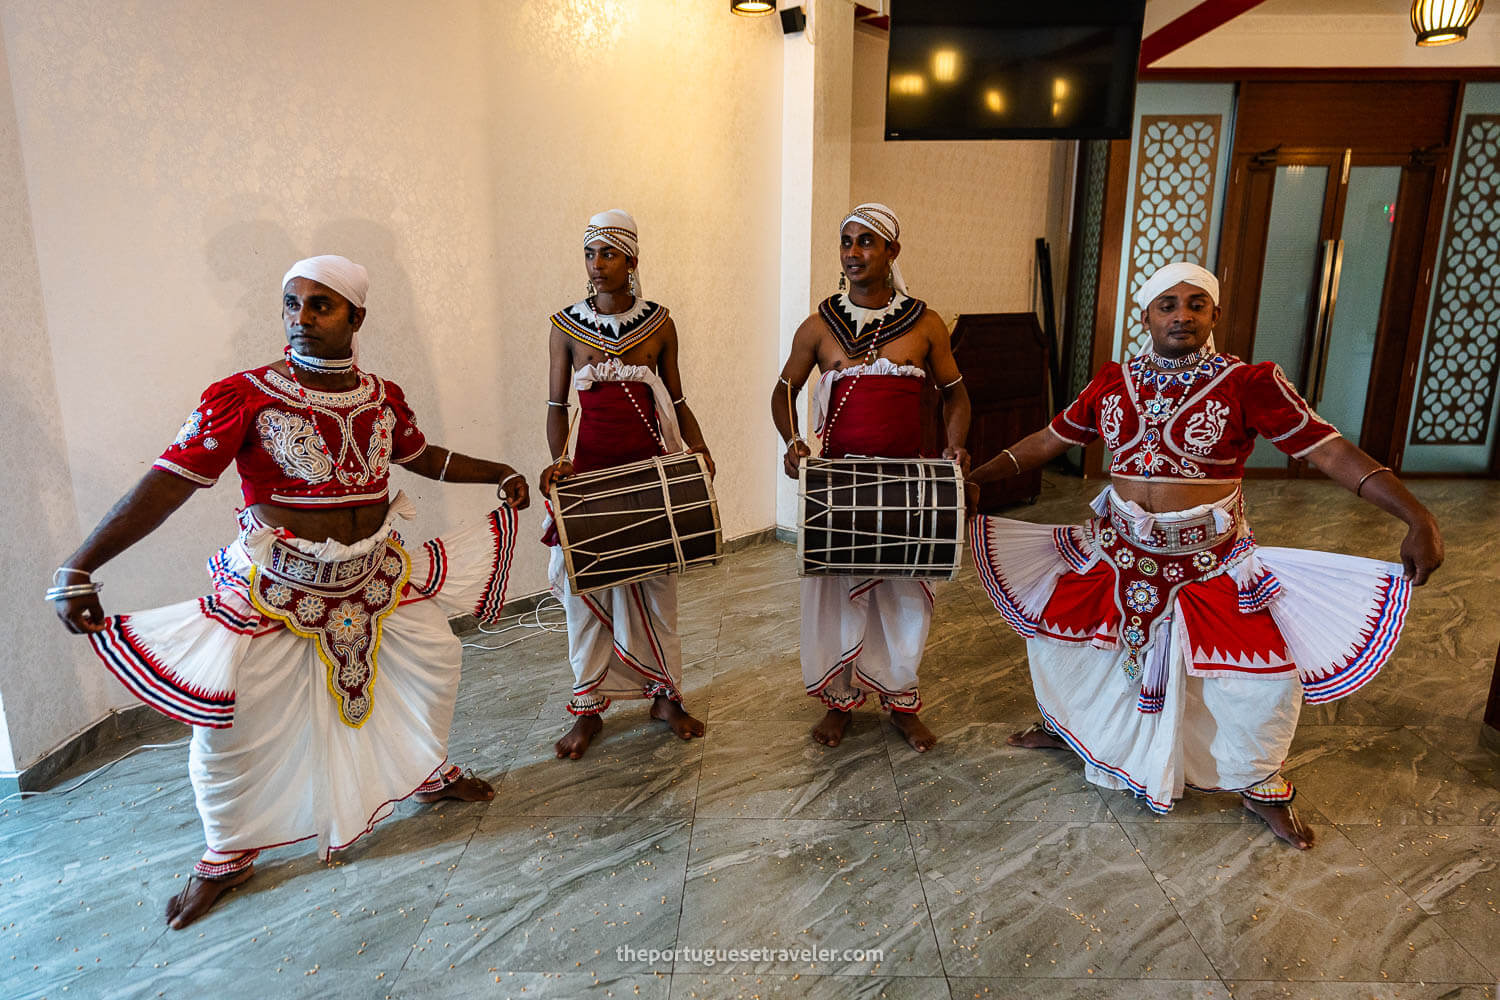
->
xmin=288 ymin=348 xmax=356 ymax=375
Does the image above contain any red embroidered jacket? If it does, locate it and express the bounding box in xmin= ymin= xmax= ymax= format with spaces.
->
xmin=153 ymin=365 xmax=427 ymax=509
xmin=1049 ymin=356 xmax=1339 ymax=483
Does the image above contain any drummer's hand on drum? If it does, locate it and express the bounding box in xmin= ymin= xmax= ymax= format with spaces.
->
xmin=783 ymin=438 xmax=812 ymax=480
xmin=539 ymin=458 xmax=574 ymax=495
xmin=943 ymin=446 xmax=972 ymax=479
xmin=497 ymin=468 xmax=531 ymax=510
xmin=690 ymin=446 xmax=716 ymax=480
xmin=963 ymin=479 xmax=981 ymax=520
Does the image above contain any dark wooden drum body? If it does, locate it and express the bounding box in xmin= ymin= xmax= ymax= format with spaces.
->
xmin=550 ymin=453 xmax=722 ymax=596
xmin=798 ymin=457 xmax=964 ymax=580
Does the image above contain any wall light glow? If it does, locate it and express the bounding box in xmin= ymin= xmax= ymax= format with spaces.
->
xmin=891 ymin=73 xmax=927 ymax=97
xmin=931 ymin=49 xmax=959 ymax=83
xmin=984 ymin=88 xmax=1006 ymax=114
xmin=1051 ymin=77 xmax=1071 ymax=118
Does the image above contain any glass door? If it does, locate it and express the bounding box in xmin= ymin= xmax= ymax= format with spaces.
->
xmin=1244 ymin=151 xmax=1405 ymax=471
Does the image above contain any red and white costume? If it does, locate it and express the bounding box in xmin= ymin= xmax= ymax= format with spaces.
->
xmin=972 ymin=354 xmax=1411 ymax=811
xmin=544 ymin=337 xmax=688 ymax=717
xmin=802 ymin=357 xmax=936 ymax=714
xmin=88 ymin=364 xmax=516 ymax=861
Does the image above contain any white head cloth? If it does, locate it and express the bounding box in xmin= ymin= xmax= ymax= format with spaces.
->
xmin=281 ymin=254 xmax=369 ymax=309
xmin=1133 ymin=261 xmax=1219 ymax=311
xmin=282 ymin=255 xmax=370 ymax=363
xmin=840 ymin=202 xmax=908 ymax=295
xmin=584 ymin=209 xmax=642 ymax=297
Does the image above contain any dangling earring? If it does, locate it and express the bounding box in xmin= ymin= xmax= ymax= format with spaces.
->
xmin=838 ymin=272 xmax=847 ymax=292
xmin=628 ymin=269 xmax=639 ymax=297
xmin=885 ymin=270 xmax=894 ymax=291
xmin=586 ymin=279 xmax=596 ymax=298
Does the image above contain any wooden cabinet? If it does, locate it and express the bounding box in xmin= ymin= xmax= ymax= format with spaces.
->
xmin=922 ymin=312 xmax=1053 ymax=512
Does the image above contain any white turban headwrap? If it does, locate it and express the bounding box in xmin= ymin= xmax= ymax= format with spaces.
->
xmin=1133 ymin=261 xmax=1219 ymax=311
xmin=282 ymin=254 xmax=370 ymax=363
xmin=281 ymin=254 xmax=369 ymax=309
xmin=584 ymin=209 xmax=642 ymax=297
xmin=841 ymin=202 xmax=908 ymax=295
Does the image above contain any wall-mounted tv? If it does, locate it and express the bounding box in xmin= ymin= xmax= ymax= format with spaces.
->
xmin=884 ymin=0 xmax=1145 ymax=141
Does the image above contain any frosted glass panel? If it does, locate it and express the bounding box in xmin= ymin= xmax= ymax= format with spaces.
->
xmin=1318 ymin=167 xmax=1401 ymax=445
xmin=1248 ymin=165 xmax=1327 ymax=469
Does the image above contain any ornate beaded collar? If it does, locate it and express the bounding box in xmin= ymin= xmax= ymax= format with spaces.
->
xmin=1129 ymin=352 xmax=1228 ymax=392
xmin=551 ymin=297 xmax=669 ymax=356
xmin=818 ymin=292 xmax=926 ymax=360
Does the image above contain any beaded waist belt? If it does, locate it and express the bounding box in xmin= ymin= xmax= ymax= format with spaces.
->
xmin=246 ymin=534 xmax=411 ymax=728
xmin=1087 ymin=500 xmax=1253 ymax=704
xmin=1105 ymin=494 xmax=1242 ymax=555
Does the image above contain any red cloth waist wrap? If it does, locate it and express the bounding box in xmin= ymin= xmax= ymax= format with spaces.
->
xmin=572 ymin=381 xmax=664 ymax=474
xmin=544 ymin=380 xmax=664 ymax=547
xmin=822 ymin=375 xmax=924 ymax=459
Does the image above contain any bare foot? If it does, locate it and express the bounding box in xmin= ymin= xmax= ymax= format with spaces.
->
xmin=1007 ymin=722 xmax=1068 ymax=750
xmin=890 ymin=711 xmax=938 ymax=753
xmin=164 ymin=866 xmax=254 ymax=929
xmin=555 ymin=714 xmax=603 ymax=760
xmin=1243 ymin=798 xmax=1315 ymax=849
xmin=650 ymin=696 xmax=706 ymax=740
xmin=415 ymin=773 xmax=494 ymax=803
xmin=810 ymin=709 xmax=852 ymax=747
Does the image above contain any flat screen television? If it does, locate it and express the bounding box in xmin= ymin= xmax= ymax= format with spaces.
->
xmin=884 ymin=0 xmax=1145 ymax=141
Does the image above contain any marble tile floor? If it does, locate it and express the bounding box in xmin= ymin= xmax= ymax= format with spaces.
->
xmin=4 ymin=474 xmax=1499 ymax=1000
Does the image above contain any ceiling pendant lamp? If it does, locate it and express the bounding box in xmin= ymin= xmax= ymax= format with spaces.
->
xmin=1410 ymin=0 xmax=1484 ymax=46
xmin=731 ymin=0 xmax=776 ymax=15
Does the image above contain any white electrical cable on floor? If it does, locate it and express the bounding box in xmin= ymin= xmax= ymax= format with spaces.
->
xmin=0 ymin=736 xmax=191 ymax=807
xmin=460 ymin=594 xmax=569 ymax=651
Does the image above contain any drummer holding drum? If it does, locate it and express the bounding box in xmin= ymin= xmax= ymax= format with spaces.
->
xmin=772 ymin=203 xmax=971 ymax=753
xmin=539 ymin=210 xmax=714 ymax=760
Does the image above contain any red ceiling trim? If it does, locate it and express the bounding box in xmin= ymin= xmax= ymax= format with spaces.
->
xmin=1139 ymin=0 xmax=1272 ymax=71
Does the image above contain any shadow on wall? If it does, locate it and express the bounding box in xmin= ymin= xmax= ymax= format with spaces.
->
xmin=199 ymin=202 xmax=446 ymax=533
xmin=0 ymin=361 xmax=104 ymax=767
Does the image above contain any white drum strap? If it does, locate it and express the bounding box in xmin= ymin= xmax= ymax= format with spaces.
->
xmin=655 ymin=458 xmax=687 ymax=574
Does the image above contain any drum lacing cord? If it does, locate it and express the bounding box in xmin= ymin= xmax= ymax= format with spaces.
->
xmin=655 ymin=457 xmax=688 ymax=574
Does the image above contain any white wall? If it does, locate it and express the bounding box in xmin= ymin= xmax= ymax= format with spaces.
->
xmin=0 ymin=27 xmax=118 ymax=776
xmin=0 ymin=0 xmax=786 ymax=771
xmin=776 ymin=0 xmax=856 ymax=531
xmin=849 ymin=28 xmax=1071 ymax=329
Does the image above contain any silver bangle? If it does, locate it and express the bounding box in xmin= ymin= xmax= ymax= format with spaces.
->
xmin=497 ymin=472 xmax=523 ymax=498
xmin=1003 ymin=448 xmax=1021 ymax=474
xmin=54 ymin=567 xmax=92 ymax=584
xmin=45 ymin=582 xmax=102 ymax=602
xmin=941 ymin=374 xmax=964 ymax=390
xmin=546 ymin=399 xmax=570 ymax=408
xmin=672 ymin=395 xmax=686 ymax=406
xmin=438 ymin=450 xmax=454 ymax=482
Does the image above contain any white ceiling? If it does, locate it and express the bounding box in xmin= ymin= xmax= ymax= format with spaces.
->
xmin=1255 ymin=0 xmax=1420 ymax=14
xmin=1143 ymin=0 xmax=1498 ymax=68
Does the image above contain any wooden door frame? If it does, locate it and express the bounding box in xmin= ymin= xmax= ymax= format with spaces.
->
xmin=1077 ymin=77 xmax=1474 ymax=478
